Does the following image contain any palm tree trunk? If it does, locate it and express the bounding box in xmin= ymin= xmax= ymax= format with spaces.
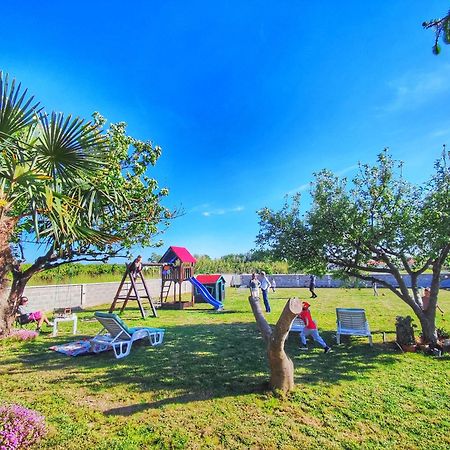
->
xmin=0 ymin=214 xmax=18 ymax=335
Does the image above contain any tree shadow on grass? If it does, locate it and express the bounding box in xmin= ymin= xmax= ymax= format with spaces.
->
xmin=2 ymin=322 xmax=400 ymax=415
xmin=103 ymin=382 xmax=268 ymax=416
xmin=187 ymin=309 xmax=239 ymax=314
xmin=286 ymin=331 xmax=399 ymax=385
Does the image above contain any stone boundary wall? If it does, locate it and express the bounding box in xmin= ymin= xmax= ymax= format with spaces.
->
xmin=21 ymin=273 xmax=448 ymax=313
xmin=24 ymin=274 xmax=235 ymax=313
xmin=233 ymin=273 xmax=450 ymax=290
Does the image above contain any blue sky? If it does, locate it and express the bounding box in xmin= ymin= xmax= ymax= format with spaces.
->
xmin=1 ymin=1 xmax=450 ymax=260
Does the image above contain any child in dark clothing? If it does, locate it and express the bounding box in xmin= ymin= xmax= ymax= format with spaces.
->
xmin=309 ymin=275 xmax=318 ymax=298
xmin=129 ymin=255 xmax=143 ymax=279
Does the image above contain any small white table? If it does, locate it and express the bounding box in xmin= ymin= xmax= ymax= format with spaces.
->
xmin=52 ymin=314 xmax=78 ymax=337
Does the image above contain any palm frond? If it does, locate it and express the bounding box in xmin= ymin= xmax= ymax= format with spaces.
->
xmin=38 ymin=208 xmax=119 ymax=246
xmin=0 ymin=72 xmax=41 ymax=137
xmin=35 ymin=112 xmax=108 ymax=181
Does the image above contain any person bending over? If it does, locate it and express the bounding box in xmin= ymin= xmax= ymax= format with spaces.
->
xmin=299 ymin=301 xmax=331 ymax=353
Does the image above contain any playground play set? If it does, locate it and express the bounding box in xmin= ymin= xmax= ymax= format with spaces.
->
xmin=109 ymin=246 xmax=224 ymax=318
xmin=194 ymin=274 xmax=226 ymax=304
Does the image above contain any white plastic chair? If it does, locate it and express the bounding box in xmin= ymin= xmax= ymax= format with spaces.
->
xmin=336 ymin=308 xmax=372 ymax=346
xmin=91 ymin=312 xmax=165 ymax=359
xmin=289 ymin=317 xmax=306 ymax=333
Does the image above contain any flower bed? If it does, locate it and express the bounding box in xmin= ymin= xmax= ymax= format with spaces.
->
xmin=0 ymin=404 xmax=46 ymax=449
xmin=6 ymin=329 xmax=39 ymax=341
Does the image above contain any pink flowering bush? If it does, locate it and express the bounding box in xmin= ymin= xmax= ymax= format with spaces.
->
xmin=7 ymin=329 xmax=38 ymax=341
xmin=0 ymin=404 xmax=46 ymax=449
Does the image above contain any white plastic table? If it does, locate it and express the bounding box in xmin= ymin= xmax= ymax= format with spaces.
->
xmin=52 ymin=314 xmax=78 ymax=337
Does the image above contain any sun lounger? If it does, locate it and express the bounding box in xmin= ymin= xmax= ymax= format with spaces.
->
xmin=91 ymin=312 xmax=164 ymax=359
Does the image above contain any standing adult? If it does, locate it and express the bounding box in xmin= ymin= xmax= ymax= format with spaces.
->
xmin=309 ymin=275 xmax=318 ymax=298
xmin=249 ymin=273 xmax=261 ymax=298
xmin=260 ymin=271 xmax=271 ymax=313
xmin=372 ymin=281 xmax=379 ymax=296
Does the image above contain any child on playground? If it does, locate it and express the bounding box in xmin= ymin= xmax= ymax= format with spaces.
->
xmin=17 ymin=296 xmax=53 ymax=332
xmin=299 ymin=301 xmax=331 ymax=353
xmin=129 ymin=255 xmax=143 ymax=279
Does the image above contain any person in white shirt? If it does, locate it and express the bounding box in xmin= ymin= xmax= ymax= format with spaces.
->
xmin=259 ymin=271 xmax=271 ymax=313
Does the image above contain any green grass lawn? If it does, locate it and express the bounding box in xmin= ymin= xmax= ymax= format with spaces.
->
xmin=1 ymin=287 xmax=449 ymax=449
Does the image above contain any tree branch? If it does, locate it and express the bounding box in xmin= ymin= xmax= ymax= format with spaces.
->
xmin=22 ymin=247 xmax=127 ymax=277
xmin=271 ymin=297 xmax=302 ymax=351
xmin=248 ymin=296 xmax=272 ymax=343
xmin=328 ymin=257 xmax=392 ymax=274
xmin=413 ymin=256 xmax=434 ymax=276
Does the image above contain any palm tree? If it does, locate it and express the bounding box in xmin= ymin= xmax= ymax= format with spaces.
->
xmin=0 ymin=72 xmax=113 ymax=334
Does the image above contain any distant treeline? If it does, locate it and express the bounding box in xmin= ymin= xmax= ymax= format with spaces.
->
xmin=194 ymin=254 xmax=289 ymax=275
xmin=23 ymin=262 xmax=127 ymax=283
xmin=23 ymin=252 xmax=291 ymax=284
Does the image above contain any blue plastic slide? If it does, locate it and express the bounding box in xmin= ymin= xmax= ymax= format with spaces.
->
xmin=188 ymin=277 xmax=223 ymax=310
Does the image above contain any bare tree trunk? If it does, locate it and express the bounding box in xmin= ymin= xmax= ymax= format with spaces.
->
xmin=417 ymin=309 xmax=438 ymax=344
xmin=248 ymin=296 xmax=302 ymax=392
xmin=351 ymin=268 xmax=440 ymax=346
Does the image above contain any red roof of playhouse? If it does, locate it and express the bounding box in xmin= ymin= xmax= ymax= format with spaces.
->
xmin=159 ymin=246 xmax=197 ymax=264
xmin=196 ymin=274 xmax=224 ymax=284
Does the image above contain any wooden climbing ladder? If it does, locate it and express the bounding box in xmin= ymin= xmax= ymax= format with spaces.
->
xmin=160 ymin=279 xmax=172 ymax=303
xmin=109 ymin=264 xmax=158 ymax=319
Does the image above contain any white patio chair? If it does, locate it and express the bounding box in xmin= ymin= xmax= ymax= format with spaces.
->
xmin=336 ymin=308 xmax=372 ymax=346
xmin=289 ymin=317 xmax=306 ymax=333
xmin=91 ymin=312 xmax=165 ymax=359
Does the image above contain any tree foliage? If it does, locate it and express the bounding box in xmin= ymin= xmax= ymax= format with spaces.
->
xmin=0 ymin=72 xmax=172 ymax=334
xmin=423 ymin=9 xmax=450 ymax=54
xmin=257 ymin=150 xmax=450 ymax=343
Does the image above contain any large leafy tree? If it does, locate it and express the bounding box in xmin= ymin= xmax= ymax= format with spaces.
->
xmin=0 ymin=72 xmax=171 ymax=335
xmin=257 ymin=151 xmax=450 ymax=344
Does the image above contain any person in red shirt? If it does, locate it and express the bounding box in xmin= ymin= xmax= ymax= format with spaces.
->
xmin=299 ymin=301 xmax=331 ymax=353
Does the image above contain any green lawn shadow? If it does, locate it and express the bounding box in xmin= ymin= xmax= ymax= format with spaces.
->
xmin=3 ymin=321 xmax=401 ymax=416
